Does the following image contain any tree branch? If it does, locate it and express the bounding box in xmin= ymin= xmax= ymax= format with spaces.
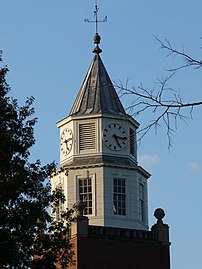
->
xmin=115 ymin=74 xmax=200 ymax=148
xmin=154 ymin=36 xmax=202 ymax=71
xmin=115 ymin=37 xmax=202 ymax=147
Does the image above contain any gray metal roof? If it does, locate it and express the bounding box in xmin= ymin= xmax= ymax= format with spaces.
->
xmin=69 ymin=54 xmax=126 ymax=116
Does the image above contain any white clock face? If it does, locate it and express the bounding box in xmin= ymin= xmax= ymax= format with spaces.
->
xmin=60 ymin=128 xmax=73 ymax=156
xmin=103 ymin=123 xmax=127 ymax=151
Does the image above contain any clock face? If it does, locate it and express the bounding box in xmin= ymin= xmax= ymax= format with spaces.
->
xmin=60 ymin=128 xmax=73 ymax=156
xmin=103 ymin=123 xmax=127 ymax=151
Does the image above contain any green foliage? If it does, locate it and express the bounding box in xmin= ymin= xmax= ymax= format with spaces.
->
xmin=33 ymin=188 xmax=74 ymax=269
xmin=0 ymin=51 xmax=73 ymax=268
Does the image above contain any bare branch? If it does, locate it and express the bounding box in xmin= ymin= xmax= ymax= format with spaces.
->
xmin=154 ymin=36 xmax=202 ymax=71
xmin=115 ymin=74 xmax=201 ymax=148
xmin=116 ymin=37 xmax=202 ymax=148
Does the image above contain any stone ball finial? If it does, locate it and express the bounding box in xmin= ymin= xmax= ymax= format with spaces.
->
xmin=154 ymin=208 xmax=165 ymax=221
xmin=73 ymin=200 xmax=85 ymax=216
xmin=93 ymin=33 xmax=101 ymax=45
xmin=93 ymin=33 xmax=102 ymax=54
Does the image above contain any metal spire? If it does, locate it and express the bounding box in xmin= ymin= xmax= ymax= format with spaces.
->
xmin=84 ymin=2 xmax=107 ymax=54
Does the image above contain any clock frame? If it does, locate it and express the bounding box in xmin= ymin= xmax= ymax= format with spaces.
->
xmin=103 ymin=123 xmax=127 ymax=151
xmin=60 ymin=128 xmax=73 ymax=156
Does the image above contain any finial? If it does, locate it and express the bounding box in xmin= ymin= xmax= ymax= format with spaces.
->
xmin=93 ymin=33 xmax=102 ymax=54
xmin=84 ymin=2 xmax=107 ymax=54
xmin=154 ymin=208 xmax=165 ymax=223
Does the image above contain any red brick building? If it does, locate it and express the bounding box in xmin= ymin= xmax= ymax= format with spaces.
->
xmin=69 ymin=206 xmax=170 ymax=269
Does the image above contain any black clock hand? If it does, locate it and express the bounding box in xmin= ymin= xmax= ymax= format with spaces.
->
xmin=112 ymin=134 xmax=122 ymax=148
xmin=64 ymin=139 xmax=70 ymax=151
xmin=114 ymin=135 xmax=127 ymax=140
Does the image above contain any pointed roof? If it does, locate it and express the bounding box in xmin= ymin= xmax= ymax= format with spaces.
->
xmin=69 ymin=36 xmax=126 ymax=116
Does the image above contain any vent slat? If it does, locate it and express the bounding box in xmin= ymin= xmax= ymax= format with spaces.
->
xmin=79 ymin=123 xmax=96 ymax=151
xmin=130 ymin=128 xmax=135 ymax=156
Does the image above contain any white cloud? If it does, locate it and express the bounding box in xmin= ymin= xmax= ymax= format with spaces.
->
xmin=188 ymin=161 xmax=202 ymax=172
xmin=138 ymin=154 xmax=160 ymax=168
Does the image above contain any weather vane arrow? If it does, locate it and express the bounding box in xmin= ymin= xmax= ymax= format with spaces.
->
xmin=84 ymin=4 xmax=107 ymax=34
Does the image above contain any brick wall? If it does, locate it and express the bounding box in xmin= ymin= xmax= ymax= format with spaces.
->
xmin=70 ymin=236 xmax=170 ymax=269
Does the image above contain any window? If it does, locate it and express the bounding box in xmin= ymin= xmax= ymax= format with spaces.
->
xmin=79 ymin=123 xmax=96 ymax=151
xmin=129 ymin=128 xmax=135 ymax=156
xmin=139 ymin=183 xmax=144 ymax=221
xmin=113 ymin=178 xmax=126 ymax=216
xmin=79 ymin=178 xmax=93 ymax=215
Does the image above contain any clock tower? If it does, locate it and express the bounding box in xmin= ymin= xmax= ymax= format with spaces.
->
xmin=51 ymin=32 xmax=150 ymax=230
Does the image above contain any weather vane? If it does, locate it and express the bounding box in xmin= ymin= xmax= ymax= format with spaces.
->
xmin=84 ymin=2 xmax=107 ymax=34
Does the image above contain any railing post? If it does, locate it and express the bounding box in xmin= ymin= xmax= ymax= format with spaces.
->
xmin=71 ymin=200 xmax=89 ymax=238
xmin=151 ymin=208 xmax=170 ymax=243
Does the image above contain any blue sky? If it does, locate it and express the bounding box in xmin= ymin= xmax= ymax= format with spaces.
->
xmin=1 ymin=1 xmax=202 ymax=268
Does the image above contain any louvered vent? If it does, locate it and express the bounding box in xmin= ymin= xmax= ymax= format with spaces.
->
xmin=130 ymin=128 xmax=135 ymax=156
xmin=79 ymin=123 xmax=96 ymax=151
